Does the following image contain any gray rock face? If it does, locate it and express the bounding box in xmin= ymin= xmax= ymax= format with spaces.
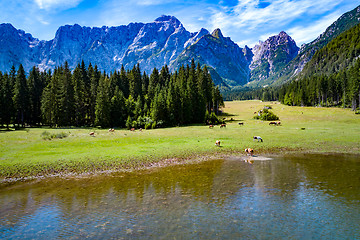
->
xmin=170 ymin=28 xmax=250 ymax=86
xmin=0 ymin=16 xmax=208 ymax=74
xmin=249 ymin=31 xmax=299 ymax=83
xmin=0 ymin=23 xmax=43 ymax=71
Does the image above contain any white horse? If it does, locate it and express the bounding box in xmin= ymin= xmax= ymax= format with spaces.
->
xmin=253 ymin=136 xmax=263 ymax=142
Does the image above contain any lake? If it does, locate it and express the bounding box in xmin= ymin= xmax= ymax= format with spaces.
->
xmin=1 ymin=154 xmax=359 ymax=239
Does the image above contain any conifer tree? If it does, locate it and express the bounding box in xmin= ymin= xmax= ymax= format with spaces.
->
xmin=129 ymin=64 xmax=142 ymax=99
xmin=72 ymin=64 xmax=86 ymax=126
xmin=110 ymin=87 xmax=126 ymax=127
xmin=0 ymin=73 xmax=14 ymax=128
xmin=95 ymin=74 xmax=111 ymax=127
xmin=13 ymin=64 xmax=29 ymax=127
xmin=89 ymin=64 xmax=100 ymax=125
xmin=120 ymin=65 xmax=129 ymax=98
xmin=58 ymin=62 xmax=75 ymax=126
xmin=27 ymin=66 xmax=44 ymax=125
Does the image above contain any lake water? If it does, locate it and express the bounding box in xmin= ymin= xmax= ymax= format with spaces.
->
xmin=1 ymin=154 xmax=360 ymax=239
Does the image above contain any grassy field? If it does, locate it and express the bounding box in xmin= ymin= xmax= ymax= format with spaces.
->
xmin=1 ymin=100 xmax=359 ymax=179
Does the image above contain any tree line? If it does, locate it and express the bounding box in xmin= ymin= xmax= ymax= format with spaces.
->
xmin=222 ymin=58 xmax=360 ymax=111
xmin=0 ymin=59 xmax=224 ymax=129
xmin=278 ymin=58 xmax=360 ymax=110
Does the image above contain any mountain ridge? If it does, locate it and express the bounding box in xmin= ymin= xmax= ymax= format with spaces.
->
xmin=1 ymin=4 xmax=360 ymax=88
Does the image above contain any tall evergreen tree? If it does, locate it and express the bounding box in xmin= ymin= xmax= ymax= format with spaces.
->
xmin=13 ymin=64 xmax=29 ymax=127
xmin=95 ymin=74 xmax=111 ymax=127
xmin=129 ymin=64 xmax=142 ymax=99
xmin=58 ymin=62 xmax=75 ymax=126
xmin=72 ymin=64 xmax=86 ymax=126
xmin=110 ymin=87 xmax=126 ymax=127
xmin=27 ymin=66 xmax=44 ymax=125
xmin=0 ymin=73 xmax=14 ymax=128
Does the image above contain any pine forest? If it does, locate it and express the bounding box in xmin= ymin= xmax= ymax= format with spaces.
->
xmin=0 ymin=59 xmax=224 ymax=129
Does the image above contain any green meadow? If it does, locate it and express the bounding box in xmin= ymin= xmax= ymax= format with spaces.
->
xmin=1 ymin=100 xmax=359 ymax=180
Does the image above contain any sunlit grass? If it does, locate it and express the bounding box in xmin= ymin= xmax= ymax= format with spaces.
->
xmin=0 ymin=100 xmax=359 ymax=179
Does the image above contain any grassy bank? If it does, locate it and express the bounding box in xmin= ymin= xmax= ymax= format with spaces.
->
xmin=1 ymin=100 xmax=359 ymax=180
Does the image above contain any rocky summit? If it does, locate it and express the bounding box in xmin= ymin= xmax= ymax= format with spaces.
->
xmin=169 ymin=28 xmax=250 ymax=86
xmin=249 ymin=31 xmax=299 ymax=86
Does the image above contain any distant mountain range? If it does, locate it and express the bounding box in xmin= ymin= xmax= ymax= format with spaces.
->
xmin=1 ymin=4 xmax=360 ymax=88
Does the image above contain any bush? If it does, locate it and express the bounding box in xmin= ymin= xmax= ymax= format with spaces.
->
xmin=41 ymin=131 xmax=69 ymax=140
xmin=205 ymin=111 xmax=223 ymax=125
xmin=253 ymin=108 xmax=279 ymax=121
xmin=125 ymin=116 xmax=132 ymax=130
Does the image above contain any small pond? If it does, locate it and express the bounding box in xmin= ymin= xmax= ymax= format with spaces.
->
xmin=1 ymin=154 xmax=360 ymax=239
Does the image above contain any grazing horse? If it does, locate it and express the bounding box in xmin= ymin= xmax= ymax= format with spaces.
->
xmin=130 ymin=128 xmax=135 ymax=131
xmin=238 ymin=122 xmax=244 ymax=126
xmin=108 ymin=128 xmax=115 ymax=132
xmin=215 ymin=140 xmax=221 ymax=146
xmin=209 ymin=125 xmax=214 ymax=128
xmin=245 ymin=148 xmax=254 ymax=156
xmin=276 ymin=121 xmax=281 ymax=126
xmin=253 ymin=136 xmax=263 ymax=142
xmin=220 ymin=124 xmax=226 ymax=128
xmin=89 ymin=132 xmax=95 ymax=136
xmin=269 ymin=121 xmax=277 ymax=125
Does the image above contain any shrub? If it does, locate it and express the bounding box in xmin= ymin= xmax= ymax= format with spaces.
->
xmin=253 ymin=108 xmax=279 ymax=121
xmin=125 ymin=116 xmax=132 ymax=130
xmin=205 ymin=111 xmax=223 ymax=125
xmin=41 ymin=131 xmax=69 ymax=140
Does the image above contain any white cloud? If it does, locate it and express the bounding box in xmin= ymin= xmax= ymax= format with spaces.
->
xmin=288 ymin=12 xmax=341 ymax=45
xmin=208 ymin=0 xmax=342 ymax=35
xmin=34 ymin=0 xmax=83 ymax=10
xmin=133 ymin=0 xmax=169 ymax=6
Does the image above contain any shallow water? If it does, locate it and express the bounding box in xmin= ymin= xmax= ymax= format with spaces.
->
xmin=1 ymin=154 xmax=360 ymax=239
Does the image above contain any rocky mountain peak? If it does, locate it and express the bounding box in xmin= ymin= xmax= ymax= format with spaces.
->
xmin=249 ymin=31 xmax=299 ymax=83
xmin=211 ymin=28 xmax=224 ymax=39
xmin=154 ymin=15 xmax=182 ymax=28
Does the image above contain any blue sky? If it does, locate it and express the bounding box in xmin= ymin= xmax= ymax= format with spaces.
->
xmin=1 ymin=0 xmax=359 ymax=47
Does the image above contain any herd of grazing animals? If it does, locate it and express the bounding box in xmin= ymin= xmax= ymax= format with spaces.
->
xmin=88 ymin=113 xmax=281 ymax=160
xmin=211 ymin=115 xmax=283 ymax=158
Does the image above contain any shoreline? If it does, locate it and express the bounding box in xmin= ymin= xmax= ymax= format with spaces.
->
xmin=2 ymin=150 xmax=359 ymax=186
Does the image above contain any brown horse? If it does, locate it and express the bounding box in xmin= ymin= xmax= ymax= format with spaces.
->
xmin=220 ymin=124 xmax=226 ymax=128
xmin=245 ymin=148 xmax=254 ymax=156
